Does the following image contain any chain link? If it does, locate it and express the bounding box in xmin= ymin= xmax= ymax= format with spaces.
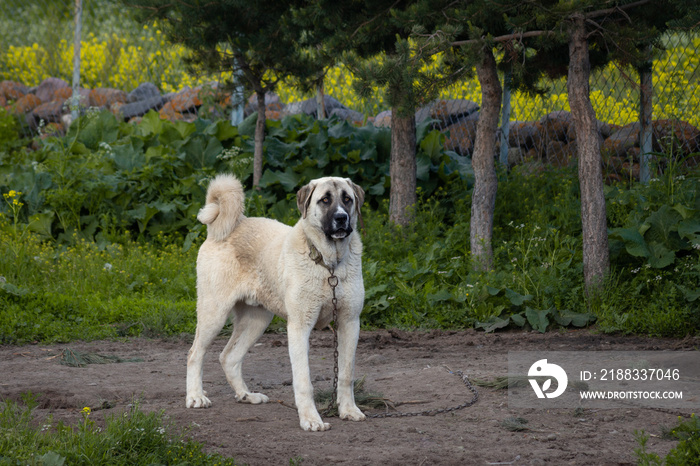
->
xmin=320 ymin=266 xmax=479 ymax=419
xmin=365 ymin=368 xmax=479 ymax=418
xmin=322 ymin=267 xmax=340 ymax=417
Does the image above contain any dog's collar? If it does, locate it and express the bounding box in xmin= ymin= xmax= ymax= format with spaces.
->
xmin=307 ymin=239 xmax=338 ymax=271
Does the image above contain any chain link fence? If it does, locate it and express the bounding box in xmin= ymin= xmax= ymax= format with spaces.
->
xmin=1 ymin=0 xmax=698 ymax=181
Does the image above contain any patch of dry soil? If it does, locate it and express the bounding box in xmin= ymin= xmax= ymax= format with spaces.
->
xmin=1 ymin=329 xmax=698 ymax=465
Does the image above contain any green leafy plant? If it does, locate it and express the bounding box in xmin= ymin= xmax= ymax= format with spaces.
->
xmin=0 ymin=394 xmax=239 ymax=465
xmin=634 ymin=414 xmax=700 ymax=466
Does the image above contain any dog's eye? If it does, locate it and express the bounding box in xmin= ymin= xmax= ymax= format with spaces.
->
xmin=321 ymin=196 xmax=330 ymax=204
xmin=343 ymin=196 xmax=352 ymax=204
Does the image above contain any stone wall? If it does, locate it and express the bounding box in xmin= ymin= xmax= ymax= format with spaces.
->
xmin=2 ymin=77 xmax=698 ymax=179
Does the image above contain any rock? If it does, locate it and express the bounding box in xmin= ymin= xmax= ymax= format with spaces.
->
xmin=31 ymin=101 xmax=67 ymax=124
xmin=546 ymin=434 xmax=557 ymax=441
xmin=282 ymin=95 xmax=346 ymax=118
xmin=169 ymin=88 xmax=202 ymax=113
xmin=508 ymin=121 xmax=542 ymax=150
xmin=622 ymin=161 xmax=641 ymax=181
xmin=128 ymin=82 xmax=161 ymax=102
xmin=605 ymin=155 xmax=625 ymax=172
xmin=507 ymin=146 xmax=524 ymax=167
xmin=525 ymin=147 xmax=540 ymax=162
xmin=540 ymin=110 xmax=571 ymax=142
xmin=158 ymin=101 xmax=183 ymax=121
xmin=416 ymin=99 xmax=479 ymax=127
xmin=53 ymin=87 xmax=74 ymax=103
xmin=245 ymin=92 xmax=281 ymax=116
xmin=651 ymin=119 xmax=700 ymax=155
xmin=0 ymin=80 xmax=29 ymax=100
xmin=329 ymin=107 xmax=365 ymax=125
xmin=602 ymin=123 xmax=640 ymax=158
xmin=444 ymin=119 xmax=478 ymax=155
xmin=40 ymin=121 xmax=65 ymax=138
xmin=89 ymin=88 xmax=128 ymax=108
xmin=546 ymin=140 xmax=577 ymax=168
xmin=34 ymin=77 xmax=70 ymax=103
xmin=54 ymin=87 xmax=90 ymax=107
xmin=566 ymin=120 xmax=617 ymax=142
xmin=11 ymin=94 xmax=42 ymax=114
xmin=373 ymin=110 xmax=392 ymax=127
xmin=113 ymin=95 xmax=168 ymax=120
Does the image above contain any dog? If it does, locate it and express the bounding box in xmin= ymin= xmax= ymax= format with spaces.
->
xmin=186 ymin=174 xmax=366 ymax=431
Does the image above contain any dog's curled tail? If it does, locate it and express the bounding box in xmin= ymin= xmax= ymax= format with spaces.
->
xmin=197 ymin=174 xmax=245 ymax=242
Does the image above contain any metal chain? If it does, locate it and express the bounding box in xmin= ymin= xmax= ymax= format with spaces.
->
xmin=365 ymin=367 xmax=479 ymax=418
xmin=322 ymin=267 xmax=340 ymax=417
xmin=320 ymin=266 xmax=479 ymax=419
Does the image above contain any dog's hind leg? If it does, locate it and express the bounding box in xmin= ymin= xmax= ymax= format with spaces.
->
xmin=186 ymin=299 xmax=232 ymax=409
xmin=220 ymin=304 xmax=273 ymax=404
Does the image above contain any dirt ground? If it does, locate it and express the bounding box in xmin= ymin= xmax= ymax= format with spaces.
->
xmin=1 ymin=329 xmax=698 ymax=465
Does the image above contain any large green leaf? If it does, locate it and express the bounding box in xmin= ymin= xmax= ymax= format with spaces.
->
xmin=647 ymin=241 xmax=676 ymax=268
xmin=553 ymin=309 xmax=596 ymax=327
xmin=525 ymin=307 xmax=550 ymax=333
xmin=420 ymin=130 xmax=445 ymax=163
xmin=510 ymin=313 xmax=527 ymax=327
xmin=139 ymin=110 xmax=163 ymax=136
xmin=416 ymin=153 xmax=431 ymax=181
xmin=609 ymin=227 xmax=650 ymax=258
xmin=71 ymin=111 xmax=120 ymax=150
xmin=265 ymin=138 xmax=300 ymax=168
xmin=475 ymin=314 xmax=510 ymax=333
xmin=505 ymin=288 xmax=533 ymax=306
xmin=258 ymin=167 xmax=300 ymax=192
xmin=111 ymin=140 xmax=146 ymax=171
xmin=182 ymin=136 xmax=222 ymax=169
xmin=676 ymin=285 xmax=700 ymax=302
xmin=678 ymin=218 xmax=700 ymax=245
xmin=643 ymin=205 xmax=684 ymax=251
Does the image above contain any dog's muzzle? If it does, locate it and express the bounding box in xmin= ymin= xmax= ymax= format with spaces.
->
xmin=329 ymin=210 xmax=352 ymax=239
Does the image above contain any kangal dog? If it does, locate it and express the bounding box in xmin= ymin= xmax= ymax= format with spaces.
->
xmin=186 ymin=174 xmax=366 ymax=431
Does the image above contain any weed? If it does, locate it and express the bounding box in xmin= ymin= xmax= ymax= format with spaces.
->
xmin=0 ymin=395 xmax=239 ymax=465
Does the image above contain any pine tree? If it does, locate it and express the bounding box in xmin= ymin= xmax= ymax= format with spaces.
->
xmin=123 ymin=0 xmax=314 ymax=187
xmin=293 ymin=0 xmax=472 ymax=226
xmin=437 ymin=0 xmax=689 ymax=287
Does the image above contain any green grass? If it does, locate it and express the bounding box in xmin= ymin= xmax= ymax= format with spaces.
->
xmin=2 ymin=163 xmax=698 ymax=344
xmin=0 ymin=230 xmax=198 ymax=344
xmin=0 ymin=394 xmax=238 ymax=465
xmin=635 ymin=414 xmax=700 ymax=466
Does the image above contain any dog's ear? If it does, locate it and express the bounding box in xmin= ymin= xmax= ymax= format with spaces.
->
xmin=296 ymin=182 xmax=316 ymax=219
xmin=349 ymin=181 xmax=365 ymax=216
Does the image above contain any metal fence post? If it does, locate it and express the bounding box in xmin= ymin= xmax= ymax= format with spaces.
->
xmin=230 ymin=67 xmax=245 ymax=126
xmin=71 ymin=0 xmax=82 ymax=122
xmin=639 ymin=46 xmax=653 ymax=184
xmin=499 ymin=70 xmax=512 ymax=167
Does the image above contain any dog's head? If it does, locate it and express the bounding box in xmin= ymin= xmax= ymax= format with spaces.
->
xmin=296 ymin=177 xmax=365 ymax=240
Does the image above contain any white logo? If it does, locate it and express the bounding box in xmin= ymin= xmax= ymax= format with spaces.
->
xmin=528 ymin=359 xmax=568 ymax=399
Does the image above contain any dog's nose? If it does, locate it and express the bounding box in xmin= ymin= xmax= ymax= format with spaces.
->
xmin=333 ymin=211 xmax=349 ymax=225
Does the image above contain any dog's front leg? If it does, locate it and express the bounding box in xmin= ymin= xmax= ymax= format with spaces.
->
xmin=287 ymin=319 xmax=331 ymax=432
xmin=336 ymin=315 xmax=366 ymax=421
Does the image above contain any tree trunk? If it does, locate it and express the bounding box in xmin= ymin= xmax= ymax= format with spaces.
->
xmin=389 ymin=109 xmax=417 ymax=227
xmin=316 ymin=78 xmax=326 ymax=119
xmin=470 ymin=48 xmax=501 ymax=271
xmin=567 ymin=14 xmax=609 ymax=293
xmin=253 ymin=89 xmax=266 ymax=187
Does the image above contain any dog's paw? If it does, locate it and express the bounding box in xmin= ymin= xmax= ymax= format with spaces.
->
xmin=235 ymin=392 xmax=269 ymax=404
xmin=339 ymin=405 xmax=366 ymax=422
xmin=300 ymin=417 xmax=331 ymax=432
xmin=186 ymin=394 xmax=212 ymax=409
